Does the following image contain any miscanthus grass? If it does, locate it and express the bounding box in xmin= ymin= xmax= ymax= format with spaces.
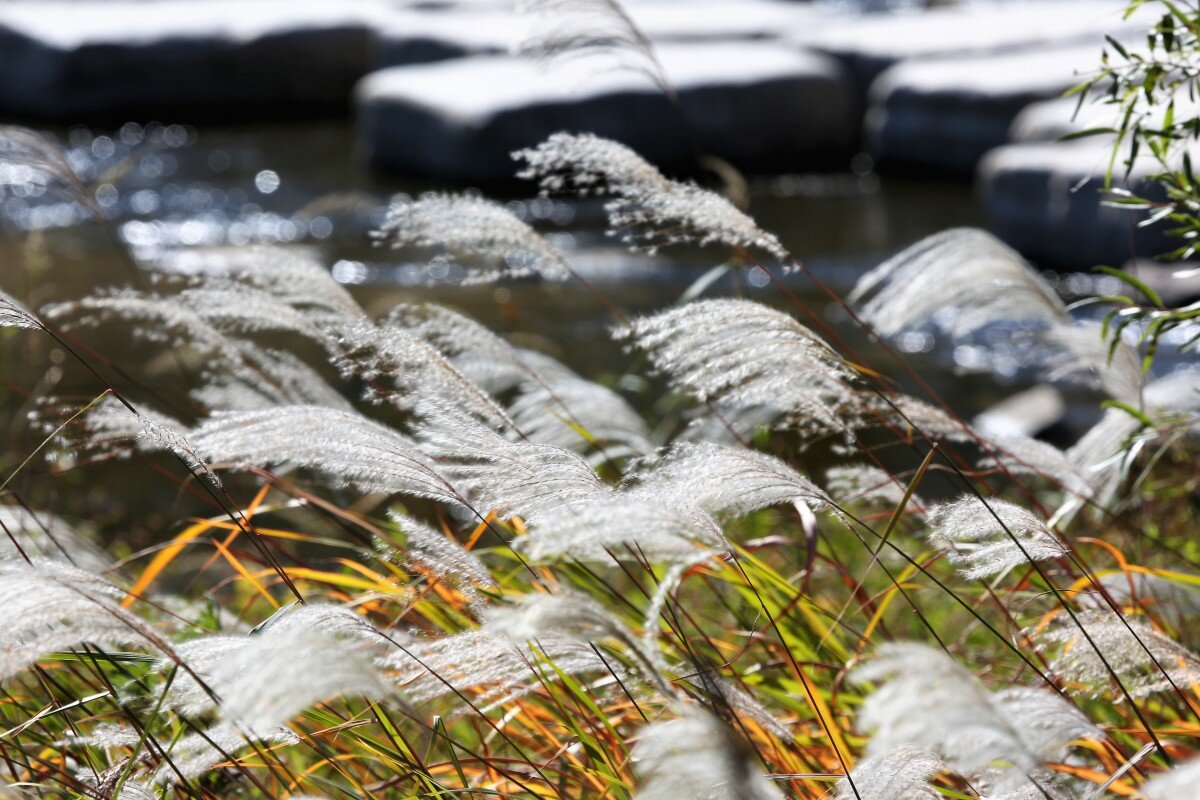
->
xmin=0 ymin=131 xmax=1198 ymax=800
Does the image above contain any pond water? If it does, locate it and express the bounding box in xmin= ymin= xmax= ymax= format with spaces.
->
xmin=0 ymin=119 xmax=1138 ymax=433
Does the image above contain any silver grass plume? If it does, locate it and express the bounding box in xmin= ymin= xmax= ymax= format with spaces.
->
xmin=519 ymin=495 xmax=722 ymax=564
xmin=67 ymin=394 xmax=185 ymax=459
xmin=486 ymin=593 xmax=671 ymax=695
xmin=387 ymin=301 xmax=529 ymax=394
xmin=0 ymin=504 xmax=110 ymax=571
xmin=848 ymin=228 xmax=1069 ymax=338
xmin=385 ymin=627 xmax=635 ymax=712
xmin=374 ymin=192 xmax=571 ymax=283
xmin=413 ymin=401 xmax=608 ymax=521
xmin=156 ymin=723 xmax=298 ymax=782
xmin=44 ymin=288 xmax=235 ymax=355
xmin=924 ymin=498 xmax=1066 ymax=581
xmin=625 ymin=442 xmax=830 ymax=519
xmin=1044 ymin=322 xmax=1143 ymax=407
xmin=333 ymin=317 xmax=512 ymax=430
xmin=136 ymin=414 xmax=224 ymax=489
xmin=853 ymin=643 xmax=1038 ymax=779
xmin=630 ymin=706 xmax=783 ymax=800
xmin=515 ymin=132 xmax=786 ymax=258
xmin=509 ymin=349 xmax=655 ymax=459
xmin=262 ymin=602 xmax=392 ymax=644
xmin=1083 ymin=571 xmax=1200 ymax=643
xmin=516 ymin=501 xmax=719 ymax=658
xmin=1062 ymin=370 xmax=1200 ymax=519
xmin=680 ymin=403 xmax=785 ymax=445
xmin=1066 ymin=408 xmax=1141 ymax=507
xmin=977 ymin=434 xmax=1092 ymax=501
xmin=989 ymin=687 xmax=1101 ymax=764
xmin=205 ymin=626 xmax=389 ymax=731
xmin=0 ymin=288 xmax=42 ymax=330
xmin=1033 ymin=610 xmax=1200 ymax=698
xmin=824 ymin=465 xmax=923 ymax=512
xmin=875 ymin=394 xmax=976 ymax=443
xmin=47 ymin=285 xmax=336 ymax=355
xmin=190 ymin=405 xmax=463 ymax=506
xmin=67 ymin=396 xmax=223 ymax=489
xmin=517 ymin=0 xmax=672 ymax=96
xmin=174 ymin=285 xmax=339 ymax=352
xmin=78 ymin=772 xmax=160 ymax=800
xmin=153 ymin=245 xmax=363 ymax=332
xmin=385 ymin=304 xmax=651 ymax=457
xmin=60 ymin=722 xmax=141 ymax=749
xmin=0 ymin=562 xmax=162 ymax=680
xmin=170 ymin=610 xmax=389 ymax=729
xmin=191 ymin=348 xmax=352 ymax=412
xmin=700 ymin=676 xmax=793 ymax=742
xmin=981 ymin=777 xmax=1075 ymax=800
xmin=617 ymin=299 xmax=859 ymax=439
xmin=834 ymin=746 xmax=943 ymax=800
xmin=1141 ymin=756 xmax=1200 ymax=800
xmin=1144 ymin=367 xmax=1200 ymax=416
xmin=43 ymin=289 xmax=332 ymax=407
xmin=383 ymin=513 xmax=494 ymax=598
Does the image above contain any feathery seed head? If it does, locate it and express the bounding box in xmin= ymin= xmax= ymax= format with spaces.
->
xmin=515 ymin=133 xmax=786 ymax=258
xmin=1033 ymin=610 xmax=1200 ymax=698
xmin=414 ymin=401 xmax=607 ymax=521
xmin=925 ymin=498 xmax=1066 ymax=580
xmin=824 ymin=465 xmax=921 ymax=511
xmin=835 ymin=746 xmax=943 ymax=800
xmin=191 ymin=405 xmax=463 ymax=506
xmin=171 ymin=621 xmax=389 ymax=730
xmin=626 ymin=442 xmax=829 ymax=519
xmin=374 ymin=193 xmax=571 ymax=283
xmin=0 ymin=504 xmax=110 ymax=570
xmin=1141 ymin=756 xmax=1200 ymax=800
xmin=0 ymin=562 xmax=161 ymax=681
xmin=520 ymin=495 xmax=723 ymax=564
xmin=852 ymin=643 xmax=1034 ymax=778
xmin=384 ymin=513 xmax=494 ymax=597
xmin=0 ymin=289 xmax=43 ymax=330
xmin=849 ymin=228 xmax=1068 ymax=338
xmin=618 ymin=298 xmax=859 ymax=439
xmin=630 ymin=707 xmax=784 ymax=800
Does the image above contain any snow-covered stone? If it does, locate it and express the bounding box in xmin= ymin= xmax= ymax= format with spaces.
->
xmin=975 ymin=385 xmax=1067 ymax=439
xmin=790 ymin=0 xmax=1135 ymax=91
xmin=356 ymin=41 xmax=856 ymax=182
xmin=375 ymin=0 xmax=823 ymax=67
xmin=0 ymin=0 xmax=383 ymax=122
xmin=978 ymin=139 xmax=1172 ymax=269
xmin=867 ymin=45 xmax=1106 ymax=174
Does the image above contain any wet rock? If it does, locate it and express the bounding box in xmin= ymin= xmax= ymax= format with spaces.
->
xmin=974 ymin=385 xmax=1067 ymax=439
xmin=1010 ymin=97 xmax=1093 ymax=143
xmin=375 ymin=0 xmax=820 ymax=67
xmin=978 ymin=139 xmax=1172 ymax=269
xmin=356 ymin=41 xmax=856 ymax=182
xmin=0 ymin=0 xmax=381 ymax=122
xmin=1121 ymin=260 xmax=1200 ymax=306
xmin=867 ymin=45 xmax=1106 ymax=175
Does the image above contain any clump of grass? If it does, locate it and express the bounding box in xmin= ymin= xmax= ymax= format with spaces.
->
xmin=1 ymin=124 xmax=1198 ymax=800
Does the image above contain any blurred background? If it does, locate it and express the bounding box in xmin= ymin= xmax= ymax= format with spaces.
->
xmin=2 ymin=0 xmax=1191 ymax=528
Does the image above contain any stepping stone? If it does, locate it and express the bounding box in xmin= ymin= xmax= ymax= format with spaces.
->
xmin=974 ymin=385 xmax=1067 ymax=439
xmin=978 ymin=139 xmax=1173 ymax=269
xmin=356 ymin=40 xmax=856 ymax=182
xmin=375 ymin=0 xmax=824 ymax=68
xmin=866 ymin=45 xmax=1107 ymax=175
xmin=0 ymin=0 xmax=383 ymax=122
xmin=789 ymin=0 xmax=1135 ymax=92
